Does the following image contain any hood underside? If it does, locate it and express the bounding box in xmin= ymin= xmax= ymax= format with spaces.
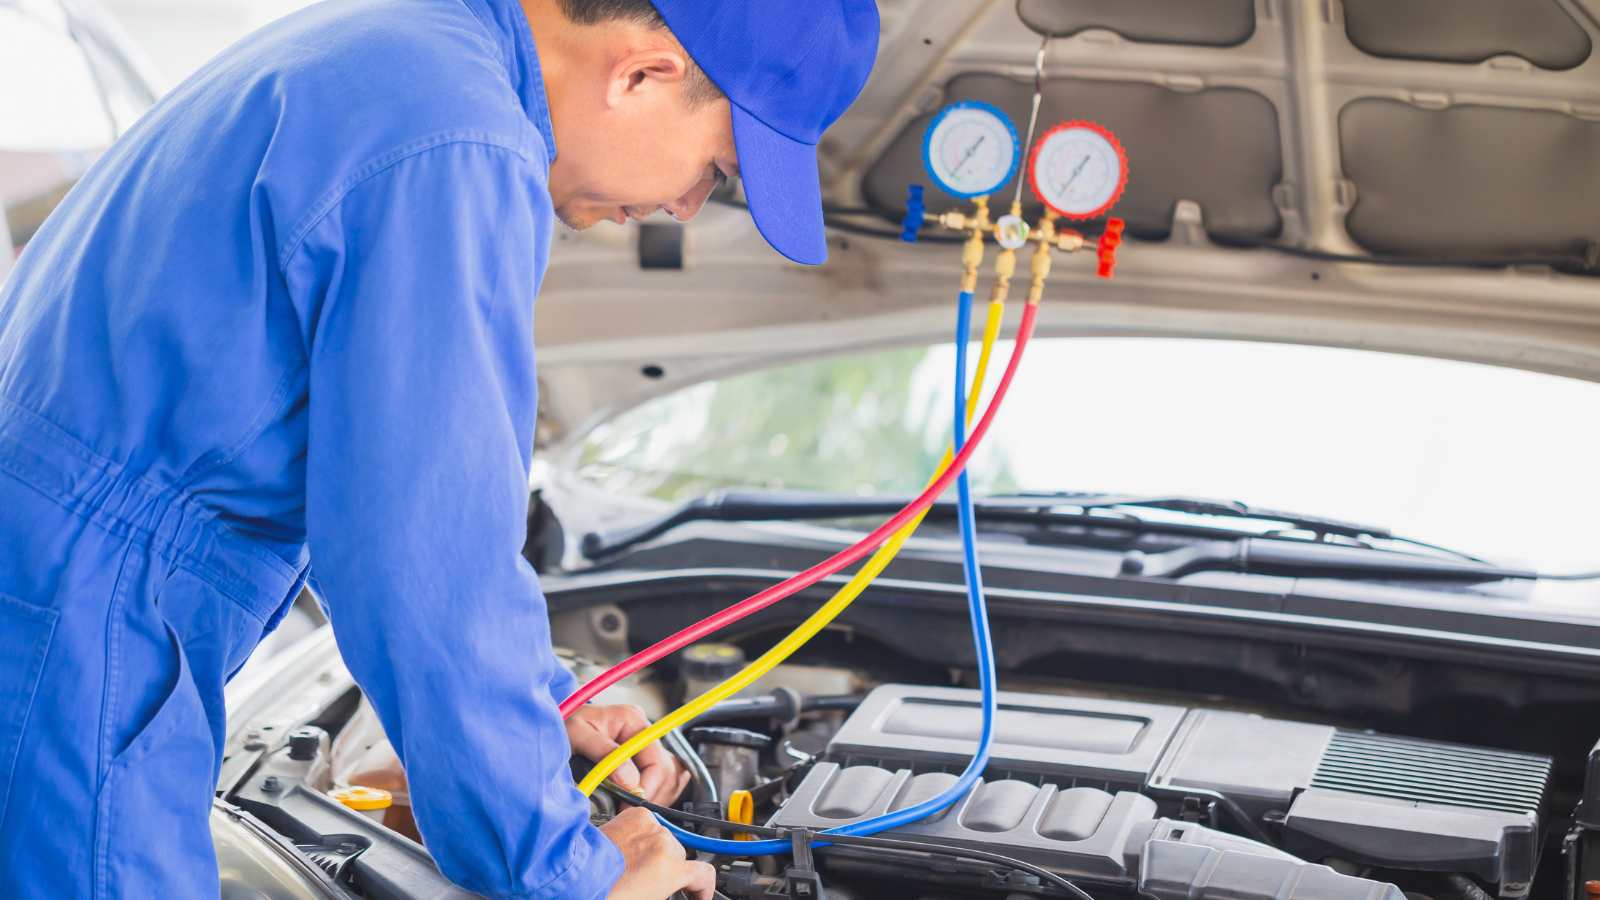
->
xmin=533 ymin=0 xmax=1600 ymax=440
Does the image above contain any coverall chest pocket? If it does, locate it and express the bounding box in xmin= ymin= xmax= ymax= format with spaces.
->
xmin=0 ymin=592 xmax=59 ymax=828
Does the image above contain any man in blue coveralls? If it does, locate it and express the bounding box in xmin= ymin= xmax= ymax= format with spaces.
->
xmin=0 ymin=0 xmax=877 ymax=896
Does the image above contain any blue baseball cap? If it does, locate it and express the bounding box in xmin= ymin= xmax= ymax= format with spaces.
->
xmin=649 ymin=0 xmax=881 ymax=265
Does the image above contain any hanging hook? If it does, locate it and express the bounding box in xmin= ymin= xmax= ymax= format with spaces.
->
xmin=1011 ymin=30 xmax=1053 ymax=213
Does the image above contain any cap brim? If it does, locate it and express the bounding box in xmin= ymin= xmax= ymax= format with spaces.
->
xmin=731 ymin=105 xmax=827 ymax=266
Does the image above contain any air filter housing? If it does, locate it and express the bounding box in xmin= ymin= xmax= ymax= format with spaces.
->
xmin=1310 ymin=729 xmax=1550 ymax=815
xmin=1283 ymin=730 xmax=1549 ymax=894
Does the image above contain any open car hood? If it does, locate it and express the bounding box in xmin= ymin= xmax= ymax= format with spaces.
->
xmin=532 ymin=0 xmax=1600 ymax=440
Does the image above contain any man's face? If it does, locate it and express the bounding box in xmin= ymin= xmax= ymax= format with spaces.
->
xmin=548 ymin=81 xmax=737 ymax=231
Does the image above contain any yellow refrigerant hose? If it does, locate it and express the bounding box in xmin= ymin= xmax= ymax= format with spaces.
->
xmin=578 ymin=279 xmax=1011 ymax=797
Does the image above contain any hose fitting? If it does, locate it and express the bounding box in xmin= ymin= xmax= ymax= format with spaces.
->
xmin=1027 ymin=211 xmax=1058 ymax=305
xmin=959 ymin=196 xmax=990 ymax=294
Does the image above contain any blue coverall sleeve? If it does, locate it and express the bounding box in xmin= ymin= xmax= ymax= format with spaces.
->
xmin=548 ymin=660 xmax=579 ymax=707
xmin=283 ymin=140 xmax=623 ymax=900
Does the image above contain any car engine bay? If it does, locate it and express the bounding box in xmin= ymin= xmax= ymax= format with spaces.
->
xmin=764 ymin=683 xmax=1550 ymax=900
xmin=216 ymin=626 xmax=1600 ymax=900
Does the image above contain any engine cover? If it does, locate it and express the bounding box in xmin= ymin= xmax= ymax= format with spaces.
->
xmin=768 ymin=685 xmax=1552 ymax=897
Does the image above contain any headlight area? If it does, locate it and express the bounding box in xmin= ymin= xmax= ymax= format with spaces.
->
xmin=217 ymin=639 xmax=1570 ymax=900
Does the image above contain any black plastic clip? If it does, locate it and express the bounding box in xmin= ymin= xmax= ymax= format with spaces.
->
xmin=1179 ymin=794 xmax=1214 ymax=825
xmin=684 ymin=800 xmax=725 ymax=837
xmin=781 ymin=829 xmax=828 ymax=900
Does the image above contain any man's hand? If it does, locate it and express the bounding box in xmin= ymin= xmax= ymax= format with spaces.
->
xmin=567 ymin=704 xmax=691 ymax=805
xmin=602 ymin=807 xmax=716 ymax=900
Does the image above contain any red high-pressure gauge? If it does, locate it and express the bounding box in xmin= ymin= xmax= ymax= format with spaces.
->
xmin=1027 ymin=121 xmax=1128 ymax=220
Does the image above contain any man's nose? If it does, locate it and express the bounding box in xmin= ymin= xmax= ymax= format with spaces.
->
xmin=663 ymin=175 xmax=717 ymax=222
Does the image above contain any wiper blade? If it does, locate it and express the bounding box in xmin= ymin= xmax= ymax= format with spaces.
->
xmin=580 ymin=489 xmax=1381 ymax=559
xmin=1006 ymin=491 xmax=1392 ymax=541
xmin=582 ymin=489 xmax=1391 ymax=558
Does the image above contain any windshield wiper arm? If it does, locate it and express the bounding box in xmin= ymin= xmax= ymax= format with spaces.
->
xmin=1122 ymin=539 xmax=1539 ymax=581
xmin=581 ymin=489 xmax=1600 ymax=581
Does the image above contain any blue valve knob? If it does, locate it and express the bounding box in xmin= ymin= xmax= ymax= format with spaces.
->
xmin=900 ymin=184 xmax=925 ymax=243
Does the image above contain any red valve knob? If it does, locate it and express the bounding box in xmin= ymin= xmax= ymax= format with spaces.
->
xmin=1096 ymin=218 xmax=1125 ymax=279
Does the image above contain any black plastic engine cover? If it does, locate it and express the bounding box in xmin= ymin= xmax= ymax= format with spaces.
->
xmin=799 ymin=685 xmax=1551 ymax=896
xmin=771 ymin=764 xmax=1157 ymax=884
xmin=826 ymin=684 xmax=1186 ymax=789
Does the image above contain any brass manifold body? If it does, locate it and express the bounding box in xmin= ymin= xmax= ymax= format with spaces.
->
xmin=945 ymin=198 xmax=1075 ymax=305
xmin=935 ymin=205 xmax=1086 ymax=253
xmin=927 ymin=186 xmax=1127 ymax=295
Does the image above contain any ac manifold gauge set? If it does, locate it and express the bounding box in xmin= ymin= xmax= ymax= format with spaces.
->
xmin=563 ymin=96 xmax=1136 ymax=896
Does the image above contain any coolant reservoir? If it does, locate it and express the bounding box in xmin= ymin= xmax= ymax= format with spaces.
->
xmin=328 ymin=698 xmax=419 ymax=840
xmin=680 ymin=642 xmax=746 ymax=700
xmin=332 ymin=785 xmax=393 ymax=823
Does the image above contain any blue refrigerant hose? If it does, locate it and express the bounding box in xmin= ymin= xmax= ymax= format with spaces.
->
xmin=658 ymin=290 xmax=999 ymax=856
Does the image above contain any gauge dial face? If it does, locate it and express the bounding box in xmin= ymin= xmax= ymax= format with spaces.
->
xmin=1028 ymin=121 xmax=1128 ymax=219
xmin=922 ymin=101 xmax=1020 ymax=199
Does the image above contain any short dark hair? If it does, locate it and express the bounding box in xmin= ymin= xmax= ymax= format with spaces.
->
xmin=555 ymin=0 xmax=723 ymax=106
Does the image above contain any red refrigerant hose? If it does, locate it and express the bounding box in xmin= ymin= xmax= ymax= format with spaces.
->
xmin=559 ymin=302 xmax=1039 ymax=717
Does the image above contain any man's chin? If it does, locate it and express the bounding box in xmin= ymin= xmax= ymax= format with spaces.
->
xmin=553 ymin=208 xmax=599 ymax=230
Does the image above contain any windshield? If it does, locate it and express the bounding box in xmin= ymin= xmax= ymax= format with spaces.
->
xmin=569 ymin=337 xmax=1600 ymax=573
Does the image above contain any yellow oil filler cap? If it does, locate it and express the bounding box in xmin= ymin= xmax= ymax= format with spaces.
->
xmin=727 ymin=789 xmax=755 ymax=840
xmin=332 ymin=785 xmax=393 ymax=812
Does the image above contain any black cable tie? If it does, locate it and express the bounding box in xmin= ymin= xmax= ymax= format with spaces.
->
xmin=783 ymin=828 xmax=827 ymax=900
xmin=788 ymin=828 xmax=816 ymax=871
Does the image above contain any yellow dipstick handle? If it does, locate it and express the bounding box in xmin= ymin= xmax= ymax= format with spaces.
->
xmin=727 ymin=789 xmax=755 ymax=840
xmin=578 ymin=298 xmax=1009 ymax=797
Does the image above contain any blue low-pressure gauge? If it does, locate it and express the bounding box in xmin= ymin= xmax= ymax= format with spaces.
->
xmin=921 ymin=101 xmax=1020 ymax=199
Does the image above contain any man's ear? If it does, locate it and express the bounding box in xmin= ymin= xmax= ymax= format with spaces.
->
xmin=604 ymin=47 xmax=690 ymax=109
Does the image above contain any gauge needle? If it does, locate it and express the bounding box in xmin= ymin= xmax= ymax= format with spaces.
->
xmin=1056 ymin=155 xmax=1091 ymax=196
xmin=951 ymin=135 xmax=987 ymax=176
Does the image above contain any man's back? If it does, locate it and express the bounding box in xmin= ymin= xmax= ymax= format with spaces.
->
xmin=0 ymin=2 xmax=597 ymax=896
xmin=0 ymin=0 xmax=546 ymax=558
xmin=0 ymin=0 xmax=881 ymax=894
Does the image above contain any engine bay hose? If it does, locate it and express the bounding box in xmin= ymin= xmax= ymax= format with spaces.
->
xmin=558 ymin=301 xmax=1025 ymax=718
xmin=593 ymin=292 xmax=1024 ymax=855
xmin=574 ymin=291 xmax=1007 ymax=797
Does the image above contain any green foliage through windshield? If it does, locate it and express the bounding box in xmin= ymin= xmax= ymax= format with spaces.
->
xmin=573 ymin=347 xmax=1018 ymax=502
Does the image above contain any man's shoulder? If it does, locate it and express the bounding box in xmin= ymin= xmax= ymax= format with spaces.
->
xmin=242 ymin=0 xmax=542 ymax=160
xmin=144 ymin=0 xmax=555 ymax=270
